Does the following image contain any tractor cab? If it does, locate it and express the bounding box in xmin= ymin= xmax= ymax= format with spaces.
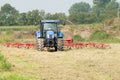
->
xmin=40 ymin=20 xmax=59 ymax=38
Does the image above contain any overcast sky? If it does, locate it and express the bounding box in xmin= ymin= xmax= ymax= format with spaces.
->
xmin=0 ymin=0 xmax=93 ymax=15
xmin=0 ymin=0 xmax=120 ymax=15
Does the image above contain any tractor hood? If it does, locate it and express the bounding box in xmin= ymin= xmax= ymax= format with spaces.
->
xmin=46 ymin=30 xmax=55 ymax=39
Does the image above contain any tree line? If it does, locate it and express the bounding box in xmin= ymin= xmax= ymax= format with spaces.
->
xmin=0 ymin=0 xmax=119 ymax=26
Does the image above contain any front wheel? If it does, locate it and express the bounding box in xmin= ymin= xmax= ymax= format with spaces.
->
xmin=57 ymin=38 xmax=64 ymax=51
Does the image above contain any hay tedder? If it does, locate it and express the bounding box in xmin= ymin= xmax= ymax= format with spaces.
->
xmin=4 ymin=39 xmax=110 ymax=50
xmin=63 ymin=38 xmax=110 ymax=49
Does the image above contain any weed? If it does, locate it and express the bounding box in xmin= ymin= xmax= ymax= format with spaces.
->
xmin=2 ymin=73 xmax=27 ymax=80
xmin=0 ymin=52 xmax=5 ymax=61
xmin=0 ymin=52 xmax=11 ymax=71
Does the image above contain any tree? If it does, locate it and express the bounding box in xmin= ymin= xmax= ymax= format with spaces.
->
xmin=104 ymin=0 xmax=119 ymax=19
xmin=69 ymin=12 xmax=97 ymax=24
xmin=26 ymin=10 xmax=45 ymax=25
xmin=68 ymin=2 xmax=97 ymax=24
xmin=105 ymin=0 xmax=118 ymax=11
xmin=18 ymin=13 xmax=27 ymax=25
xmin=93 ymin=0 xmax=119 ymax=21
xmin=69 ymin=2 xmax=91 ymax=14
xmin=93 ymin=0 xmax=111 ymax=16
xmin=93 ymin=0 xmax=111 ymax=7
xmin=46 ymin=13 xmax=67 ymax=21
xmin=0 ymin=4 xmax=19 ymax=26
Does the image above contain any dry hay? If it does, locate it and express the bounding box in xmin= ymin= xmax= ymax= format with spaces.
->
xmin=0 ymin=44 xmax=120 ymax=80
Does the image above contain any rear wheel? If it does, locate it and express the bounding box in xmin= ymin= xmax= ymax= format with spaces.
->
xmin=57 ymin=38 xmax=64 ymax=51
xmin=36 ymin=38 xmax=44 ymax=51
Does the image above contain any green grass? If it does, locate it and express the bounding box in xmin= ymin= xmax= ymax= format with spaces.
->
xmin=69 ymin=23 xmax=103 ymax=29
xmin=0 ymin=52 xmax=11 ymax=71
xmin=1 ymin=73 xmax=27 ymax=80
xmin=0 ymin=26 xmax=37 ymax=31
xmin=0 ymin=26 xmax=39 ymax=43
xmin=0 ymin=32 xmax=15 ymax=44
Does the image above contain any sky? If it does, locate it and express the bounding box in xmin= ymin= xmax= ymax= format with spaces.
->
xmin=0 ymin=0 xmax=93 ymax=15
xmin=0 ymin=0 xmax=120 ymax=15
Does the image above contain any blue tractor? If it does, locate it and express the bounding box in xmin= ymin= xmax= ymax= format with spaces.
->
xmin=36 ymin=20 xmax=64 ymax=51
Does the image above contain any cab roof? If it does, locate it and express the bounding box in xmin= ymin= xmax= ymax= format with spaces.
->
xmin=40 ymin=20 xmax=59 ymax=23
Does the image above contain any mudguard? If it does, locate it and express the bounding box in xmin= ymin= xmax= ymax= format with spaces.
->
xmin=58 ymin=31 xmax=63 ymax=38
xmin=36 ymin=31 xmax=41 ymax=38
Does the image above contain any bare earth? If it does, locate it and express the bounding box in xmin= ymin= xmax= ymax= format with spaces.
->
xmin=0 ymin=44 xmax=120 ymax=80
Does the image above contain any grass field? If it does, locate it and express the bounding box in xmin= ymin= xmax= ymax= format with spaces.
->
xmin=0 ymin=44 xmax=120 ymax=80
xmin=0 ymin=25 xmax=120 ymax=80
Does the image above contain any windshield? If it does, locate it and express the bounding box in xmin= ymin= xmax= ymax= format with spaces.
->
xmin=43 ymin=23 xmax=58 ymax=32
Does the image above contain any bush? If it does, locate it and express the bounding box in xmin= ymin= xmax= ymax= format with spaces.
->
xmin=89 ymin=30 xmax=111 ymax=40
xmin=73 ymin=35 xmax=84 ymax=42
xmin=88 ymin=30 xmax=120 ymax=43
xmin=2 ymin=73 xmax=27 ymax=80
xmin=0 ymin=52 xmax=11 ymax=71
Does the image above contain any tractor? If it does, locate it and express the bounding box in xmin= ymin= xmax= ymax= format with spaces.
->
xmin=36 ymin=20 xmax=64 ymax=51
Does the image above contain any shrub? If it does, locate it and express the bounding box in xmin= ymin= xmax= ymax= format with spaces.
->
xmin=88 ymin=30 xmax=120 ymax=43
xmin=89 ymin=30 xmax=111 ymax=40
xmin=73 ymin=35 xmax=84 ymax=42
